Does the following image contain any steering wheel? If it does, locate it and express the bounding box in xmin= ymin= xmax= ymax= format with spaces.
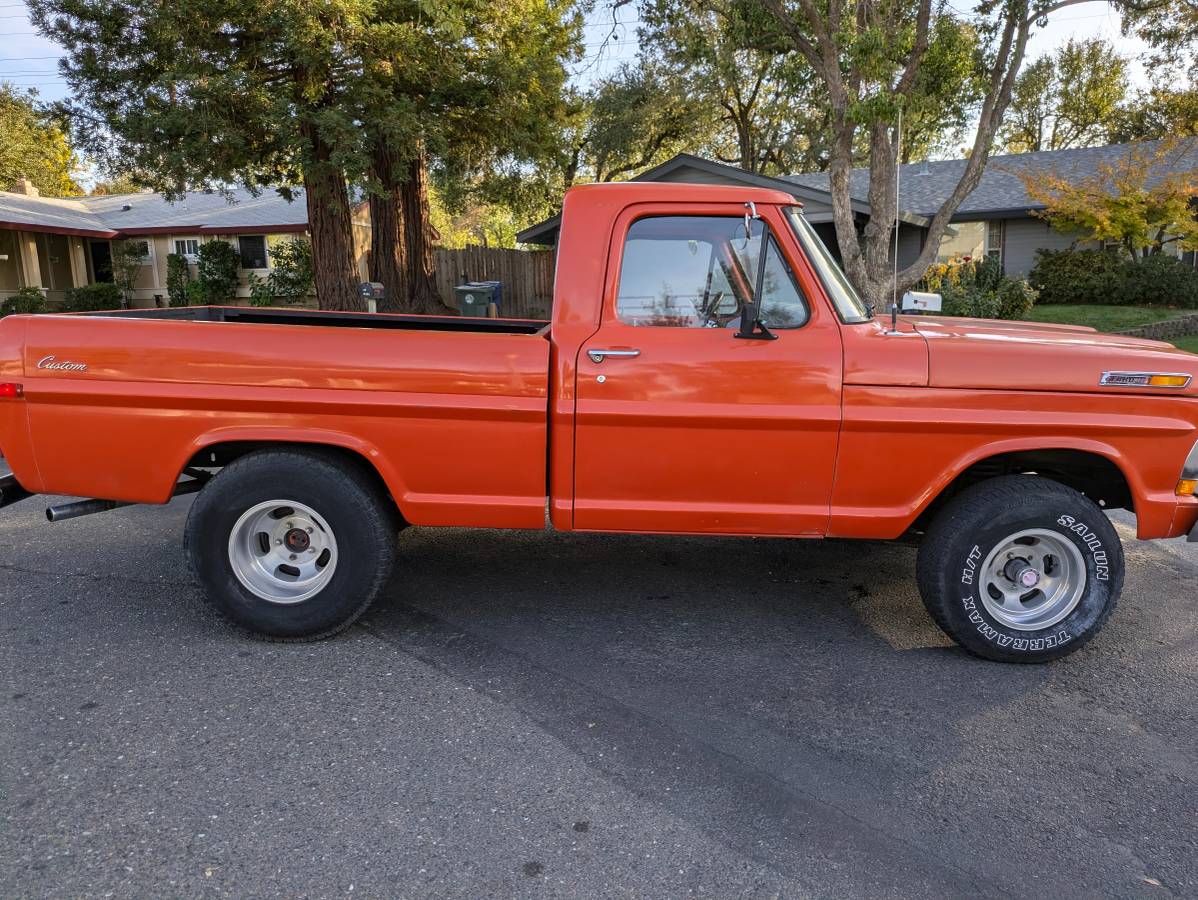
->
xmin=701 ymin=291 xmax=728 ymax=328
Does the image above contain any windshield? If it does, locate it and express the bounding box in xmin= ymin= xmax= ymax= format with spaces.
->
xmin=785 ymin=207 xmax=872 ymax=323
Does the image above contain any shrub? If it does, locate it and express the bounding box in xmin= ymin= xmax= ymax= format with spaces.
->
xmin=183 ymin=280 xmax=207 ymax=306
xmin=1 ymin=286 xmax=47 ymax=317
xmin=1028 ymin=248 xmax=1198 ymax=308
xmin=246 ymin=238 xmax=314 ymax=307
xmin=166 ymin=252 xmax=191 ymax=307
xmin=1028 ymin=249 xmax=1127 ymax=305
xmin=1119 ymin=254 xmax=1198 ymax=309
xmin=265 ymin=238 xmax=314 ymax=304
xmin=921 ymin=256 xmax=1036 ymax=320
xmin=63 ymin=282 xmax=123 ymax=312
xmin=196 ymin=239 xmax=240 ymax=303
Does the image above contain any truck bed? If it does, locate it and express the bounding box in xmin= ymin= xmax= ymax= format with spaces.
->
xmin=0 ymin=308 xmax=550 ymax=528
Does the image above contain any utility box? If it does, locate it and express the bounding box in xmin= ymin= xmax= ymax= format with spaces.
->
xmin=454 ymin=281 xmax=502 ymax=317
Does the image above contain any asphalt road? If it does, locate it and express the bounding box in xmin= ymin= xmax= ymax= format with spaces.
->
xmin=2 ymin=480 xmax=1196 ymax=898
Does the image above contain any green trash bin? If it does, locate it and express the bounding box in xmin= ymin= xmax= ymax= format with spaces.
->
xmin=454 ymin=282 xmax=498 ymax=317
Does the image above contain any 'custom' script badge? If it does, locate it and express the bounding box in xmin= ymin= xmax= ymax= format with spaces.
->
xmin=37 ymin=355 xmax=88 ymax=372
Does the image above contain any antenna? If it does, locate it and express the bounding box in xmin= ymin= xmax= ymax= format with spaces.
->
xmin=891 ymin=103 xmax=902 ymax=332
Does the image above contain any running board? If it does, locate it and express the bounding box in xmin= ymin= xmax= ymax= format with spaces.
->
xmin=45 ymin=476 xmax=208 ymax=523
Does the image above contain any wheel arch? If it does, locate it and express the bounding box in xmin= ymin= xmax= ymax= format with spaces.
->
xmin=175 ymin=428 xmax=408 ymax=521
xmin=910 ymin=443 xmax=1136 ymax=535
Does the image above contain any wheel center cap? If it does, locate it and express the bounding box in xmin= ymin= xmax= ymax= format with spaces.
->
xmin=284 ymin=528 xmax=311 ymax=552
xmin=1016 ymin=566 xmax=1040 ymax=588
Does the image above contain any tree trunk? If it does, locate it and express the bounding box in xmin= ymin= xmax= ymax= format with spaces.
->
xmin=302 ymin=122 xmax=363 ymax=312
xmin=368 ymin=142 xmax=410 ymax=313
xmin=397 ymin=147 xmax=453 ymax=315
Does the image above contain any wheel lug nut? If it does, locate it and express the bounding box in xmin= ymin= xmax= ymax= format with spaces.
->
xmin=276 ymin=538 xmax=283 ymax=545
xmin=289 ymin=553 xmax=297 ymax=560
xmin=306 ymin=527 xmax=313 ymax=534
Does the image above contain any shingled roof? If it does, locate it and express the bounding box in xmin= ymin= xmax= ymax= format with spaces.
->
xmin=0 ymin=187 xmax=310 ymax=237
xmin=784 ymin=139 xmax=1198 ymax=220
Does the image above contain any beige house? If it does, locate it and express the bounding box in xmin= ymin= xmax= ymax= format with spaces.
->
xmin=0 ymin=177 xmax=372 ymax=307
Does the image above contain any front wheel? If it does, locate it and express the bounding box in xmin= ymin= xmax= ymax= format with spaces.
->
xmin=185 ymin=449 xmax=399 ymax=640
xmin=916 ymin=475 xmax=1124 ymax=663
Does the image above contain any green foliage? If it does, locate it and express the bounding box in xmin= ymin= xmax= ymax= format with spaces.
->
xmin=1 ymin=287 xmax=48 ymax=317
xmin=109 ymin=240 xmax=145 ymax=306
xmin=1113 ymin=86 xmax=1198 ymax=142
xmin=264 ymin=239 xmax=314 ymax=303
xmin=195 ymin=240 xmax=240 ymax=304
xmin=1120 ymin=254 xmax=1198 ymax=309
xmin=1029 ymin=248 xmax=1198 ymax=308
xmin=246 ymin=239 xmax=315 ymax=306
xmin=0 ymin=83 xmax=82 ymax=196
xmin=1000 ymin=39 xmax=1128 ymax=153
xmin=922 ymin=257 xmax=1036 ymax=320
xmin=166 ymin=253 xmax=191 ymax=307
xmin=1028 ymin=249 xmax=1126 ymax=305
xmin=62 ymin=282 xmax=122 ymax=312
xmin=183 ymin=280 xmax=207 ymax=307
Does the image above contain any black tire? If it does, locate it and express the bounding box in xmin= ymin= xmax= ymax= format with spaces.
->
xmin=185 ymin=449 xmax=398 ymax=640
xmin=916 ymin=475 xmax=1123 ymax=663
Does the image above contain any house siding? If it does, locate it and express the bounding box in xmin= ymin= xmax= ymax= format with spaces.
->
xmin=996 ymin=217 xmax=1091 ymax=277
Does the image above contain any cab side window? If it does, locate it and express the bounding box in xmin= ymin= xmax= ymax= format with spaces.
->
xmin=615 ymin=215 xmax=808 ymax=329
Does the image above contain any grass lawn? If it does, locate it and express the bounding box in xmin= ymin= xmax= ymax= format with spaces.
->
xmin=1021 ymin=304 xmax=1183 ymax=332
xmin=1171 ymin=335 xmax=1198 ymax=354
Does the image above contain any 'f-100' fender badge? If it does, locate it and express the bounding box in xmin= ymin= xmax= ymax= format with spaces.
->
xmin=37 ymin=355 xmax=88 ymax=372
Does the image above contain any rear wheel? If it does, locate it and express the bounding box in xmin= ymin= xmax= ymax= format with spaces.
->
xmin=185 ymin=449 xmax=398 ymax=640
xmin=916 ymin=475 xmax=1123 ymax=663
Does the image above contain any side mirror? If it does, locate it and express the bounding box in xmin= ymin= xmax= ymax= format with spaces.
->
xmin=734 ymin=298 xmax=778 ymax=341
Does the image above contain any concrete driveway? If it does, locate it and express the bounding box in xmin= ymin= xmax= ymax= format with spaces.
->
xmin=2 ymin=482 xmax=1196 ymax=898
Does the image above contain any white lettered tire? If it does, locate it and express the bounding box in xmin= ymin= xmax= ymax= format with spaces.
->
xmin=916 ymin=475 xmax=1123 ymax=663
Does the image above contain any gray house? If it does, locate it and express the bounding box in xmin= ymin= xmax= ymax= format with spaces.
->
xmin=518 ymin=141 xmax=1198 ymax=278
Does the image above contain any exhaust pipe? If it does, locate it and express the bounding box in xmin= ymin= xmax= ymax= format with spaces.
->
xmin=45 ymin=476 xmax=207 ymax=523
xmin=46 ymin=498 xmax=133 ymax=522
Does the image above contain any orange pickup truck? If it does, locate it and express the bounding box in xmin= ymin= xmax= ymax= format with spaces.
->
xmin=2 ymin=182 xmax=1197 ymax=662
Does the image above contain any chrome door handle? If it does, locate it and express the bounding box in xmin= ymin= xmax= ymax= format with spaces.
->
xmin=587 ymin=348 xmax=641 ymax=364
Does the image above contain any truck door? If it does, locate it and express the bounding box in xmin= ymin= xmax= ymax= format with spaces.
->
xmin=572 ymin=203 xmax=844 ymax=536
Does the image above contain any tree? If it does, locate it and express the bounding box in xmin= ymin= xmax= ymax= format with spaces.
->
xmin=640 ymin=0 xmax=832 ymax=174
xmin=110 ymin=240 xmax=144 ymax=308
xmin=31 ymin=0 xmax=369 ymax=311
xmin=89 ymin=174 xmax=144 ymax=196
xmin=1019 ymin=140 xmax=1198 ymax=260
xmin=999 ymin=39 xmax=1129 ymax=153
xmin=1122 ymin=0 xmax=1198 ymax=77
xmin=737 ymin=0 xmax=1142 ymax=310
xmin=0 ymin=83 xmax=82 ymax=196
xmin=356 ymin=0 xmax=580 ymax=312
xmin=1112 ymin=85 xmax=1198 ymax=142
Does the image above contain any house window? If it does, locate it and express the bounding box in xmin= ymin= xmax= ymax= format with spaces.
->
xmin=238 ymin=235 xmax=268 ymax=270
xmin=985 ymin=221 xmax=1004 ymax=267
xmin=173 ymin=238 xmax=200 ymax=261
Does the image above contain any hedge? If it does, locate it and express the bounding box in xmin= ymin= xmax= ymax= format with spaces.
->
xmin=1029 ymin=249 xmax=1198 ymax=308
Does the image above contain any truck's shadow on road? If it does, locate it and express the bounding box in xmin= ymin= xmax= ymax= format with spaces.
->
xmin=356 ymin=527 xmax=1069 ymax=895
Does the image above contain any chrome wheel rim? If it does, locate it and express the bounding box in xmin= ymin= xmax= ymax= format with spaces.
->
xmin=227 ymin=500 xmax=338 ymax=605
xmin=980 ymin=528 xmax=1086 ymax=631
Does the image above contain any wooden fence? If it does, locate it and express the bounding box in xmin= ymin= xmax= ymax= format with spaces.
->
xmin=433 ymin=246 xmax=555 ymax=320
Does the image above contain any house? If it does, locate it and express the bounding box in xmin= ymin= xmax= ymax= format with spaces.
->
xmin=0 ymin=178 xmax=372 ymax=306
xmin=517 ymin=141 xmax=1198 ymax=277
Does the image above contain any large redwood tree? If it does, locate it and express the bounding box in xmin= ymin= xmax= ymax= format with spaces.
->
xmin=30 ymin=0 xmax=371 ymax=310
